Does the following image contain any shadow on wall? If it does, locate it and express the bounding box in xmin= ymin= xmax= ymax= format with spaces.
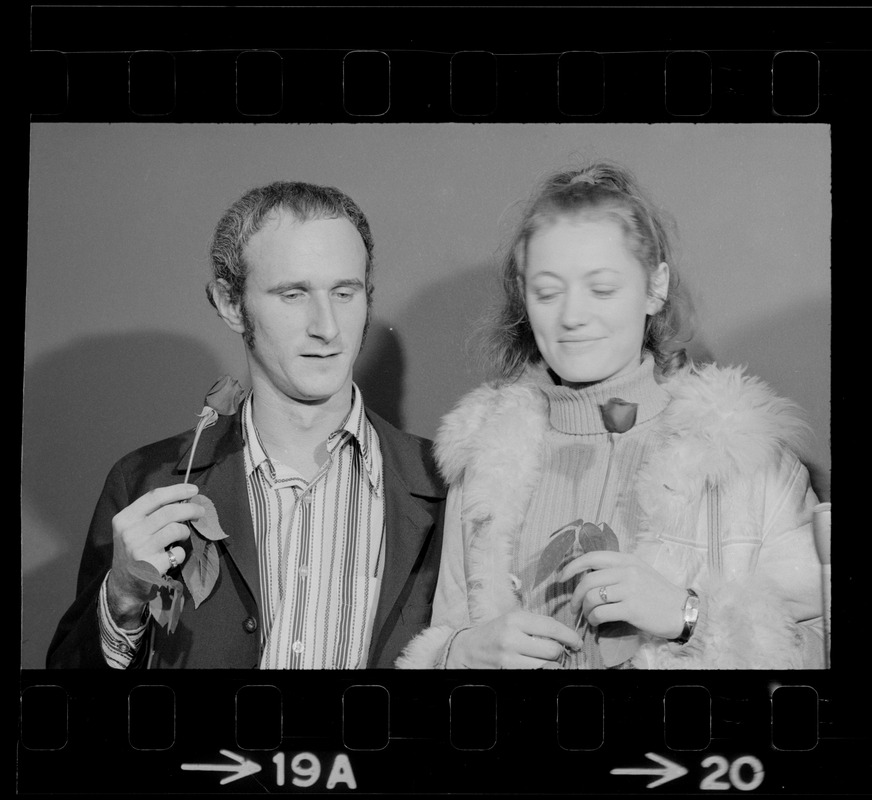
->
xmin=712 ymin=297 xmax=831 ymax=503
xmin=392 ymin=261 xmax=500 ymax=439
xmin=355 ymin=320 xmax=407 ymax=430
xmin=21 ymin=325 xmax=410 ymax=668
xmin=21 ymin=331 xmax=225 ymax=669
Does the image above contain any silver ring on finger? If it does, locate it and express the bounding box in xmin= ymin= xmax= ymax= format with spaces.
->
xmin=599 ymin=585 xmax=609 ymax=604
xmin=166 ymin=548 xmax=179 ymax=570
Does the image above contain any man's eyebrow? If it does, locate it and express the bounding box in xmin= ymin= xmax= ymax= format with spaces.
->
xmin=268 ymin=280 xmax=310 ymax=294
xmin=333 ymin=278 xmax=365 ymax=290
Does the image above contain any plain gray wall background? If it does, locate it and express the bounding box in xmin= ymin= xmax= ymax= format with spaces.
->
xmin=23 ymin=123 xmax=830 ymax=668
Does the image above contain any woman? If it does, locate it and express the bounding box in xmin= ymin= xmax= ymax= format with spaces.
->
xmin=397 ymin=162 xmax=825 ymax=669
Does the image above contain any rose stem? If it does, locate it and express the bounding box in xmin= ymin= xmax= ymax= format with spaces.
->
xmin=571 ymin=433 xmax=616 ymax=646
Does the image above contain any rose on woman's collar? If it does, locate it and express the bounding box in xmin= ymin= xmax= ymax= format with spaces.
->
xmin=600 ymin=397 xmax=638 ymax=434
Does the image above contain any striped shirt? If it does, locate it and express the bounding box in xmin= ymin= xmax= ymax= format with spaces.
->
xmin=242 ymin=386 xmax=386 ymax=669
xmin=98 ymin=384 xmax=385 ymax=669
xmin=97 ymin=574 xmax=148 ymax=668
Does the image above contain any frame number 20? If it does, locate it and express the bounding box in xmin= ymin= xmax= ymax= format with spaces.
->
xmin=701 ymin=755 xmax=765 ymax=791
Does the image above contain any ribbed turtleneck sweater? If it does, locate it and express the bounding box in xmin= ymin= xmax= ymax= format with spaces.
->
xmin=514 ymin=355 xmax=671 ymax=648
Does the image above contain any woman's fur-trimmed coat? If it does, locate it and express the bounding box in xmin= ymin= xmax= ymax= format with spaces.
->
xmin=396 ymin=363 xmax=825 ymax=669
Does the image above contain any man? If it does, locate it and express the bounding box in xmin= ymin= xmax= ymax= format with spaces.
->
xmin=47 ymin=181 xmax=445 ymax=668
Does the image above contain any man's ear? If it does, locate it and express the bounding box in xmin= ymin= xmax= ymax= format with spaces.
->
xmin=646 ymin=262 xmax=670 ymax=315
xmin=210 ymin=280 xmax=246 ymax=335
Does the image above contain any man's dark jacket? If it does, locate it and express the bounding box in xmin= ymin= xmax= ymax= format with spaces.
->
xmin=46 ymin=408 xmax=446 ymax=669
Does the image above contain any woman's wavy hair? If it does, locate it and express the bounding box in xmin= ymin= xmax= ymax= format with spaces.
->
xmin=482 ymin=161 xmax=689 ymax=381
xmin=206 ymin=181 xmax=375 ymax=349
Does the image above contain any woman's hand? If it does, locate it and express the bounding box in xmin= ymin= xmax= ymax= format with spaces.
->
xmin=447 ymin=610 xmax=582 ymax=669
xmin=559 ymin=551 xmax=687 ymax=640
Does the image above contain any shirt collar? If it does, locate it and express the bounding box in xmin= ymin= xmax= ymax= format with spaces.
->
xmin=241 ymin=385 xmax=382 ymax=493
xmin=330 ymin=384 xmax=382 ymax=494
xmin=241 ymin=391 xmax=269 ymax=479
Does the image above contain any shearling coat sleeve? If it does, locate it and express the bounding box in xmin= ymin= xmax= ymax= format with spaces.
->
xmin=395 ymin=484 xmax=469 ymax=668
xmin=636 ymin=452 xmax=825 ymax=669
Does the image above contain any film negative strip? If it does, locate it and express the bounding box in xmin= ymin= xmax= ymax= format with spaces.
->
xmin=22 ymin=5 xmax=860 ymax=796
xmin=18 ymin=670 xmax=866 ymax=794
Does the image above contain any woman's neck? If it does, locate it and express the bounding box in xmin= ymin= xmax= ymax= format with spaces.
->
xmin=535 ymin=354 xmax=668 ymax=435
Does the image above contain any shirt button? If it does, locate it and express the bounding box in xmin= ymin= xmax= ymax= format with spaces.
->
xmin=242 ymin=616 xmax=258 ymax=633
xmin=299 ymin=566 xmax=310 ymax=578
xmin=302 ymin=494 xmax=313 ymax=504
xmin=119 ymin=643 xmax=130 ymax=654
xmin=292 ymin=641 xmax=304 ymax=654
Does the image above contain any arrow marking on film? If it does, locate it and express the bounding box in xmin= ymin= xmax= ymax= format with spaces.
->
xmin=181 ymin=749 xmax=262 ymax=785
xmin=610 ymin=752 xmax=688 ymax=788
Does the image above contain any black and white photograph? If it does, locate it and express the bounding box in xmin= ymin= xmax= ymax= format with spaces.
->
xmin=24 ymin=122 xmax=830 ymax=673
xmin=23 ymin=1 xmax=872 ymax=793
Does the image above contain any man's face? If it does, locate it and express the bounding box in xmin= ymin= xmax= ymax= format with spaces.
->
xmin=238 ymin=212 xmax=368 ymax=405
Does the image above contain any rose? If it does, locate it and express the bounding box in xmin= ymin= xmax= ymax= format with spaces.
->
xmin=594 ymin=397 xmax=638 ymax=523
xmin=204 ymin=375 xmax=246 ymax=416
xmin=177 ymin=377 xmax=242 ymax=609
xmin=138 ymin=378 xmax=243 ymax=631
xmin=533 ymin=396 xmax=641 ymax=666
xmin=600 ymin=397 xmax=638 ymax=433
xmin=183 ymin=376 xmax=247 ymax=484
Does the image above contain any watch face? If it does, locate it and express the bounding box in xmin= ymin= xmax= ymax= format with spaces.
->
xmin=672 ymin=591 xmax=701 ymax=644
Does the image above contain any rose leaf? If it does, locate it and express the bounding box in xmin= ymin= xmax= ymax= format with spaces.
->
xmin=577 ymin=522 xmax=620 ymax=554
xmin=599 ymin=521 xmax=620 ymax=551
xmin=183 ymin=540 xmax=221 ymax=609
xmin=148 ymin=588 xmax=171 ymax=629
xmin=598 ymin=621 xmax=641 ymax=667
xmin=189 ymin=494 xmax=229 ymax=541
xmin=166 ymin=582 xmax=185 ymax=634
xmin=534 ymin=526 xmax=579 ymax=588
xmin=129 ymin=559 xmax=165 ymax=587
xmin=187 ymin=524 xmax=207 ymax=562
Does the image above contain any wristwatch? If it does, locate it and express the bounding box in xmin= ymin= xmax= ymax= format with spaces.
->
xmin=671 ymin=588 xmax=700 ymax=645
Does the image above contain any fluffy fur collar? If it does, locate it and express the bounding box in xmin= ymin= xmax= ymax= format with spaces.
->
xmin=437 ymin=362 xmax=807 ymax=485
xmin=434 ymin=361 xmax=809 ymax=624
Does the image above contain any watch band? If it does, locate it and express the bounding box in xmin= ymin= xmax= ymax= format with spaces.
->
xmin=671 ymin=588 xmax=700 ymax=645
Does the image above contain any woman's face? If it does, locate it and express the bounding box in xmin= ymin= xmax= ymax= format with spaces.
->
xmin=524 ymin=215 xmax=666 ymax=386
